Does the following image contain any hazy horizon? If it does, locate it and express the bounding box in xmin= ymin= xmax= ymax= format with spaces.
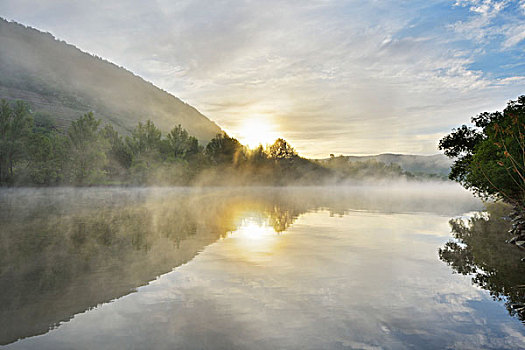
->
xmin=1 ymin=1 xmax=523 ymax=157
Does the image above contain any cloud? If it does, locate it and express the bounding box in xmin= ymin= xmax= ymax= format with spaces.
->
xmin=452 ymin=0 xmax=525 ymax=48
xmin=503 ymin=23 xmax=525 ymax=47
xmin=0 ymin=0 xmax=523 ymax=157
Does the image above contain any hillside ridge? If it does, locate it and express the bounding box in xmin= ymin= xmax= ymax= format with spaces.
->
xmin=319 ymin=153 xmax=451 ymax=176
xmin=0 ymin=18 xmax=222 ymax=142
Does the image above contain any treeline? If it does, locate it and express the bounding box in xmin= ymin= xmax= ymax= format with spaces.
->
xmin=0 ymin=99 xmax=417 ymax=186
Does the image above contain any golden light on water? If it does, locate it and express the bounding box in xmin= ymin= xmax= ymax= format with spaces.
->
xmin=237 ymin=116 xmax=278 ymax=149
xmin=236 ymin=217 xmax=275 ymax=241
xmin=228 ymin=215 xmax=280 ymax=262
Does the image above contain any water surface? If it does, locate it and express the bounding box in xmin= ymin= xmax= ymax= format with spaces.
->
xmin=1 ymin=184 xmax=525 ymax=349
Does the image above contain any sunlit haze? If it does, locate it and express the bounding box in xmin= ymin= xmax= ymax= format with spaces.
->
xmin=236 ymin=116 xmax=279 ymax=149
xmin=1 ymin=1 xmax=523 ymax=157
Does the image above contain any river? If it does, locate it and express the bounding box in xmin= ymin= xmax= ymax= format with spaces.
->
xmin=1 ymin=184 xmax=524 ymax=349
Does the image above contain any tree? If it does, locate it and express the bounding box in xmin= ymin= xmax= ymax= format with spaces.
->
xmin=267 ymin=138 xmax=297 ymax=160
xmin=125 ymin=120 xmax=162 ymax=157
xmin=247 ymin=145 xmax=268 ymax=165
xmin=0 ymin=100 xmax=33 ymax=183
xmin=102 ymin=124 xmax=132 ymax=167
xmin=26 ymin=132 xmax=68 ymax=185
xmin=162 ymin=124 xmax=200 ymax=161
xmin=439 ymin=95 xmax=525 ymax=210
xmin=125 ymin=120 xmax=163 ymax=183
xmin=67 ymin=112 xmax=109 ymax=184
xmin=205 ymin=133 xmax=243 ymax=164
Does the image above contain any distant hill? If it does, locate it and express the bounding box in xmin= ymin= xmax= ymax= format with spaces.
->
xmin=320 ymin=153 xmax=452 ymax=177
xmin=0 ymin=18 xmax=222 ymax=143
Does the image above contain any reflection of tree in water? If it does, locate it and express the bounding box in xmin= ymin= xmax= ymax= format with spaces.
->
xmin=0 ymin=191 xmax=249 ymax=345
xmin=0 ymin=188 xmax=311 ymax=345
xmin=439 ymin=203 xmax=525 ymax=323
xmin=267 ymin=204 xmax=300 ymax=233
xmin=0 ymin=186 xmax=480 ymax=345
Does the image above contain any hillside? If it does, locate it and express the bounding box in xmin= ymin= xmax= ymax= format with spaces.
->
xmin=321 ymin=153 xmax=452 ymax=177
xmin=0 ymin=18 xmax=222 ymax=143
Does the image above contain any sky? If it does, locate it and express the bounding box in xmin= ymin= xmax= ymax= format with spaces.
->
xmin=1 ymin=0 xmax=524 ymax=157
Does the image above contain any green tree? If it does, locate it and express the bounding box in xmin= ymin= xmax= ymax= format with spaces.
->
xmin=125 ymin=120 xmax=163 ymax=183
xmin=205 ymin=133 xmax=243 ymax=164
xmin=439 ymin=96 xmax=525 ymax=210
xmin=26 ymin=132 xmax=68 ymax=185
xmin=101 ymin=124 xmax=132 ymax=174
xmin=67 ymin=112 xmax=109 ymax=184
xmin=126 ymin=120 xmax=162 ymax=157
xmin=0 ymin=100 xmax=33 ymax=183
xmin=33 ymin=112 xmax=57 ymax=135
xmin=162 ymin=124 xmax=201 ymax=161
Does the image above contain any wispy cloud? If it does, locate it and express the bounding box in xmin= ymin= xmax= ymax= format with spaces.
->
xmin=0 ymin=0 xmax=523 ymax=157
xmin=452 ymin=0 xmax=525 ymax=48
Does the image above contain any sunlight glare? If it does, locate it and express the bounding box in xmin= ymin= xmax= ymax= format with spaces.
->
xmin=237 ymin=117 xmax=277 ymax=148
xmin=228 ymin=216 xmax=280 ymax=262
xmin=236 ymin=218 xmax=274 ymax=241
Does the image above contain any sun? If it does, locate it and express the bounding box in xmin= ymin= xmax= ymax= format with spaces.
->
xmin=237 ymin=117 xmax=277 ymax=148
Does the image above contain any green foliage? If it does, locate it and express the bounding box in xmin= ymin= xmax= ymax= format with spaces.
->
xmin=101 ymin=124 xmax=132 ymax=176
xmin=67 ymin=112 xmax=109 ymax=184
xmin=439 ymin=96 xmax=525 ymax=208
xmin=205 ymin=133 xmax=243 ymax=165
xmin=125 ymin=120 xmax=164 ymax=183
xmin=0 ymin=98 xmax=438 ymax=187
xmin=26 ymin=132 xmax=68 ymax=185
xmin=162 ymin=124 xmax=201 ymax=161
xmin=126 ymin=120 xmax=162 ymax=157
xmin=33 ymin=112 xmax=57 ymax=135
xmin=0 ymin=99 xmax=33 ymax=183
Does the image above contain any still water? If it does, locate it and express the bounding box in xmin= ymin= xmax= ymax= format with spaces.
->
xmin=1 ymin=184 xmax=525 ymax=349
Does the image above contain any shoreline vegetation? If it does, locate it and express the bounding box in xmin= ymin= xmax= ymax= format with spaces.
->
xmin=439 ymin=95 xmax=525 ymax=246
xmin=0 ymin=98 xmax=444 ymax=187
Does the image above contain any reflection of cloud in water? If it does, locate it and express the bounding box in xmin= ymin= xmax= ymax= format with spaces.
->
xmin=7 ymin=205 xmax=525 ymax=349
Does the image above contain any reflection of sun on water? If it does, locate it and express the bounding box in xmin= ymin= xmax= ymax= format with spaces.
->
xmin=229 ymin=215 xmax=280 ymax=262
xmin=236 ymin=217 xmax=276 ymax=241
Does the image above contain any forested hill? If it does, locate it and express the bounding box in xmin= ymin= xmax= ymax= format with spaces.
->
xmin=320 ymin=154 xmax=452 ymax=177
xmin=0 ymin=18 xmax=222 ymax=143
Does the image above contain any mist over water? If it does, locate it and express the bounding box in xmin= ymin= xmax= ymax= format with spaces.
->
xmin=2 ymin=183 xmax=524 ymax=349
